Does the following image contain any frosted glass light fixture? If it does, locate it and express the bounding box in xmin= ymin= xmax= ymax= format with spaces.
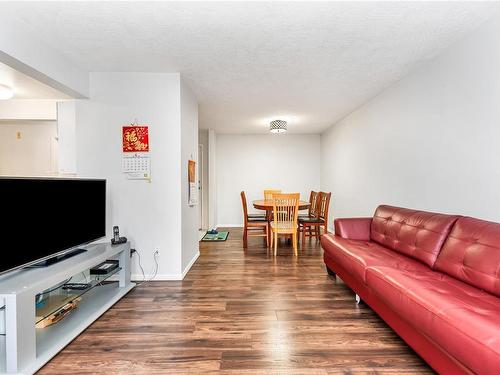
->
xmin=270 ymin=119 xmax=287 ymax=134
xmin=0 ymin=84 xmax=14 ymax=100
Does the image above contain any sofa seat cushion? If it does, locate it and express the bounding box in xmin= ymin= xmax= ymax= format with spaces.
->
xmin=371 ymin=205 xmax=459 ymax=267
xmin=366 ymin=266 xmax=500 ymax=375
xmin=321 ymin=234 xmax=428 ymax=283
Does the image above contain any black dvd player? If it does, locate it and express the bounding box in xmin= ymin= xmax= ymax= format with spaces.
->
xmin=90 ymin=260 xmax=119 ymax=275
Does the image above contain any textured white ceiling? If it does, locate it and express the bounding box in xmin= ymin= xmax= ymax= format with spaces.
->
xmin=1 ymin=2 xmax=498 ymax=133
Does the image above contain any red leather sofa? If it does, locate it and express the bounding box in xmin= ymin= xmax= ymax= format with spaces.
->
xmin=321 ymin=205 xmax=500 ymax=374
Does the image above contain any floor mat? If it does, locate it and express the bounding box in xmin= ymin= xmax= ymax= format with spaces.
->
xmin=201 ymin=231 xmax=229 ymax=241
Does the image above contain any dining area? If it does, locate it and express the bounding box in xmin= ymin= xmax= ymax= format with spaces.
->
xmin=240 ymin=189 xmax=332 ymax=256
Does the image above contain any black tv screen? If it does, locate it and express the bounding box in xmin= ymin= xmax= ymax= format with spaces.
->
xmin=0 ymin=177 xmax=106 ymax=275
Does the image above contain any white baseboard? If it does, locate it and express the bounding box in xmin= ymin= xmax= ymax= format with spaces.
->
xmin=131 ymin=273 xmax=183 ymax=281
xmin=131 ymin=251 xmax=200 ymax=281
xmin=217 ymin=223 xmax=243 ymax=228
xmin=182 ymin=251 xmax=200 ymax=278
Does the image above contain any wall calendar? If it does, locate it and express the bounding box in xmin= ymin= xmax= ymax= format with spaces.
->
xmin=122 ymin=124 xmax=151 ymax=180
xmin=122 ymin=153 xmax=151 ymax=179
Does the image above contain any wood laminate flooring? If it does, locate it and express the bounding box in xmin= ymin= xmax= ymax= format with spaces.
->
xmin=38 ymin=228 xmax=433 ymax=374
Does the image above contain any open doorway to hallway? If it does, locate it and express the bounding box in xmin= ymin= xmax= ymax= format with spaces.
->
xmin=198 ymin=128 xmax=217 ymax=237
xmin=198 ymin=129 xmax=209 ymax=238
xmin=198 ymin=143 xmax=203 ymax=230
xmin=0 ymin=61 xmax=73 ymax=177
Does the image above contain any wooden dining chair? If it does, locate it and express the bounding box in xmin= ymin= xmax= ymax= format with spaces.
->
xmin=241 ymin=191 xmax=268 ymax=248
xmin=269 ymin=193 xmax=300 ymax=256
xmin=263 ymin=189 xmax=281 ymax=220
xmin=298 ymin=192 xmax=331 ymax=245
xmin=298 ymin=190 xmax=320 ymax=239
xmin=264 ymin=189 xmax=281 ymax=200
xmin=299 ymin=191 xmax=320 ymax=219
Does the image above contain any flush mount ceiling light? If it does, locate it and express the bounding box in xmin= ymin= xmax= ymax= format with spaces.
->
xmin=270 ymin=119 xmax=287 ymax=134
xmin=0 ymin=84 xmax=14 ymax=100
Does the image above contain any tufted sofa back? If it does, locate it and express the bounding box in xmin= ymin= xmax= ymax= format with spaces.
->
xmin=371 ymin=205 xmax=459 ymax=268
xmin=435 ymin=217 xmax=500 ymax=297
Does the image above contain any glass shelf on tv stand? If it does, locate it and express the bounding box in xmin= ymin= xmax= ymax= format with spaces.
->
xmin=35 ymin=266 xmax=122 ymax=325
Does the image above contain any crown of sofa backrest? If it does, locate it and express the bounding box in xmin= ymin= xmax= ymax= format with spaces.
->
xmin=434 ymin=216 xmax=500 ymax=297
xmin=371 ymin=205 xmax=460 ymax=268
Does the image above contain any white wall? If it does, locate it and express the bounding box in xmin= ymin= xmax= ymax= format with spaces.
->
xmin=0 ymin=100 xmax=57 ymax=120
xmin=180 ymin=78 xmax=199 ymax=274
xmin=74 ymin=72 xmax=185 ymax=279
xmin=56 ymin=101 xmax=77 ymax=175
xmin=216 ymin=134 xmax=321 ymax=226
xmin=0 ymin=120 xmax=58 ymax=176
xmin=320 ymin=16 xmax=500 ymax=224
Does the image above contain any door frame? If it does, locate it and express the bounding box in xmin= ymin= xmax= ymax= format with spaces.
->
xmin=198 ymin=143 xmax=204 ymax=230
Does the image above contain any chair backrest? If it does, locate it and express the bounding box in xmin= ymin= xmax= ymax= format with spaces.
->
xmin=318 ymin=192 xmax=332 ymax=221
xmin=264 ymin=189 xmax=281 ymax=201
xmin=240 ymin=191 xmax=249 ymax=224
xmin=272 ymin=193 xmax=300 ymax=226
xmin=308 ymin=191 xmax=320 ymax=217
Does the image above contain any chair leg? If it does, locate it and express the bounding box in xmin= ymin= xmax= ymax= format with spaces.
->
xmin=293 ymin=232 xmax=298 ymax=256
xmin=301 ymin=224 xmax=306 ymax=247
xmin=265 ymin=224 xmax=269 ymax=247
xmin=243 ymin=226 xmax=248 ymax=248
xmin=315 ymin=225 xmax=320 ymax=241
xmin=274 ymin=232 xmax=278 ymax=256
xmin=267 ymin=222 xmax=272 ymax=246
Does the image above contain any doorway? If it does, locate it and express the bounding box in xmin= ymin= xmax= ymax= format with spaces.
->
xmin=198 ymin=143 xmax=203 ymax=230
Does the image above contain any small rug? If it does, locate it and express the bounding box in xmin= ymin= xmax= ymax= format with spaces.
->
xmin=201 ymin=231 xmax=229 ymax=242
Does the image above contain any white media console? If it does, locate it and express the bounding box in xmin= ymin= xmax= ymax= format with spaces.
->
xmin=0 ymin=242 xmax=134 ymax=375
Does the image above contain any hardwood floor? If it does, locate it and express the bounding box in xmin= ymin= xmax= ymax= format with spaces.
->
xmin=38 ymin=228 xmax=433 ymax=374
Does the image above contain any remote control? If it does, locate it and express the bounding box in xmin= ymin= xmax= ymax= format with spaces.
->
xmin=62 ymin=283 xmax=91 ymax=290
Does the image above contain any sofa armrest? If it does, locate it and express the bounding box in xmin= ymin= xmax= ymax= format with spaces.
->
xmin=334 ymin=218 xmax=372 ymax=241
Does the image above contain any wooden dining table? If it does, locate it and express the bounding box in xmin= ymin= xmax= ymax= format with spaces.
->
xmin=252 ymin=199 xmax=310 ymax=211
xmin=253 ymin=199 xmax=310 ymax=244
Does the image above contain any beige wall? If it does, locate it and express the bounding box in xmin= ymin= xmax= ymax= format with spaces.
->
xmin=0 ymin=120 xmax=58 ymax=176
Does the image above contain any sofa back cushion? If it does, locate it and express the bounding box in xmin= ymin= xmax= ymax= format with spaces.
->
xmin=371 ymin=205 xmax=459 ymax=267
xmin=434 ymin=217 xmax=500 ymax=297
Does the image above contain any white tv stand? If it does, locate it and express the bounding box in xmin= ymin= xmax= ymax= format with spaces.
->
xmin=0 ymin=242 xmax=134 ymax=375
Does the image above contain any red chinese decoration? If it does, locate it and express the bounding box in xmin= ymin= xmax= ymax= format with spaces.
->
xmin=122 ymin=126 xmax=149 ymax=152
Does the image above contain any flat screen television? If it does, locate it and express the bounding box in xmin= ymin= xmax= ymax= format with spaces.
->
xmin=0 ymin=177 xmax=106 ymax=276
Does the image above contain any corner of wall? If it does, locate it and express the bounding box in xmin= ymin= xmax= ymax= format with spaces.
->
xmin=180 ymin=74 xmax=200 ymax=274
